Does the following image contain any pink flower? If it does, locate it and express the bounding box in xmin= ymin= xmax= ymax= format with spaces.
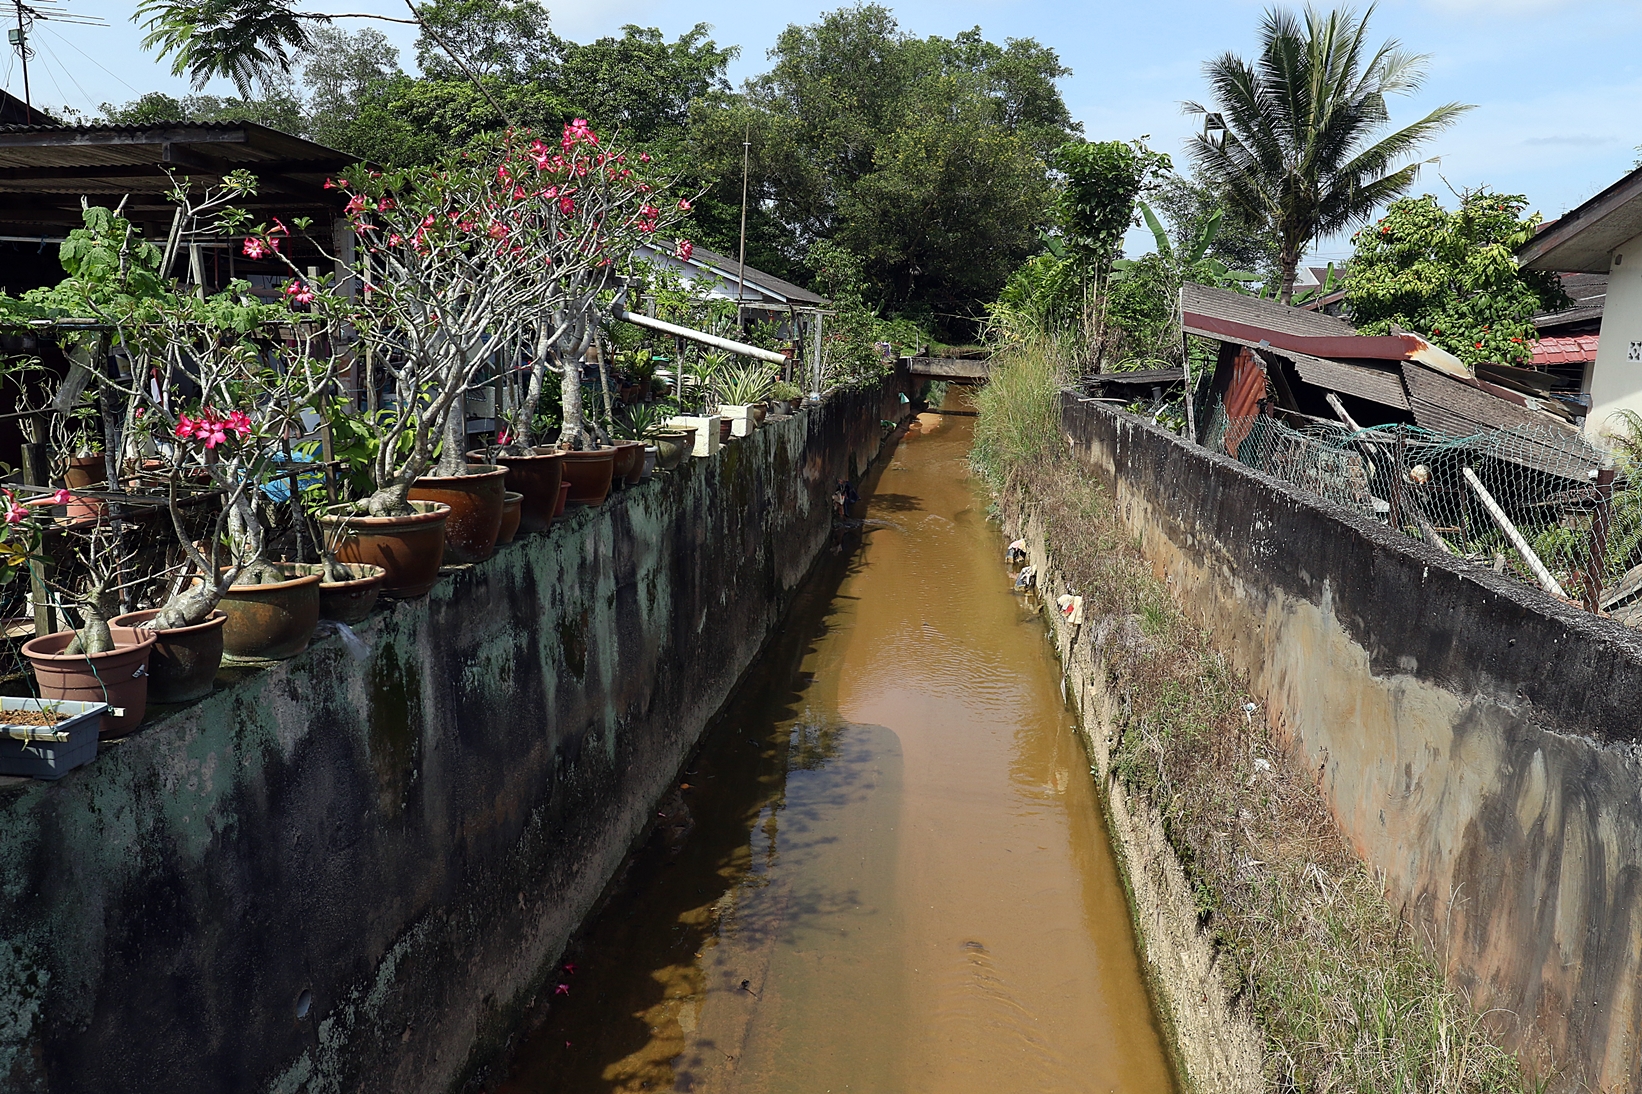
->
xmin=344 ymin=194 xmax=368 ymax=215
xmin=388 ymin=234 xmax=403 ymax=246
xmin=559 ymin=196 xmax=575 ymax=215
xmin=202 ymin=424 xmax=227 ymax=449
xmin=678 ymin=199 xmax=692 ymax=212
xmin=639 ymin=152 xmax=651 ymax=163
xmin=284 ymin=280 xmax=316 ymax=305
xmin=225 ymin=410 xmax=252 ymax=438
xmin=554 ymin=983 xmax=570 ymax=996
xmin=3 ymin=503 xmax=24 ymax=524
xmin=52 ymin=489 xmax=71 ymax=505
xmin=175 ymin=413 xmax=196 ymax=439
xmin=242 ymin=238 xmax=269 ymax=259
xmin=676 ymin=239 xmax=694 ymax=261
xmin=497 ymin=428 xmax=513 ymax=446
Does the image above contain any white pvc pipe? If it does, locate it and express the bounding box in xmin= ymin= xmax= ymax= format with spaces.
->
xmin=1462 ymin=466 xmax=1566 ymax=599
xmin=609 ymin=303 xmax=787 ymax=365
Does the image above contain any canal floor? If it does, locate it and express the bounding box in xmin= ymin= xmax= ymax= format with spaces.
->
xmin=496 ymin=401 xmax=1175 ymax=1093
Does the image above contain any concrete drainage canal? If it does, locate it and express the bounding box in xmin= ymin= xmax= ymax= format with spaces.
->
xmin=490 ymin=396 xmax=1175 ymax=1093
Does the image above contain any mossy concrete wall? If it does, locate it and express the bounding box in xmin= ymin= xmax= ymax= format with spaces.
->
xmin=0 ymin=377 xmax=910 ymax=1094
xmin=1060 ymin=391 xmax=1642 ymax=1092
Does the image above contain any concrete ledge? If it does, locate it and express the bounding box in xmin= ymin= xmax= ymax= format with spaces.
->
xmin=0 ymin=377 xmax=910 ymax=1094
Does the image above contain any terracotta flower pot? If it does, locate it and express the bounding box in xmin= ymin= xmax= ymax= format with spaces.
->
xmin=467 ymin=447 xmax=564 ymax=533
xmin=559 ymin=446 xmax=617 ymax=507
xmin=498 ymin=491 xmax=523 ymax=544
xmin=63 ymin=454 xmax=106 ymax=523
xmin=719 ymin=418 xmax=734 ymax=444
xmin=22 ymin=628 xmax=158 ymax=738
xmin=219 ymin=566 xmax=321 ymax=662
xmin=653 ymin=430 xmax=692 ymax=471
xmin=318 ymin=501 xmax=450 ymax=599
xmin=109 ymin=608 xmax=225 ymax=704
xmin=314 ymin=562 xmax=386 ymax=625
xmin=612 ymin=440 xmax=645 ymax=487
xmin=316 ymin=499 xmax=449 ymax=597
xmin=554 ymin=480 xmax=570 ymax=518
xmin=409 ymin=464 xmax=508 ymax=564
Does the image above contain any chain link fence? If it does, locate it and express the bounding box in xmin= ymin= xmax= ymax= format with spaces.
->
xmin=1203 ymin=402 xmax=1642 ymax=622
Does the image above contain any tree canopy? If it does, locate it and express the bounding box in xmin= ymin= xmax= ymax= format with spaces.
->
xmin=1344 ymin=190 xmax=1568 ymax=368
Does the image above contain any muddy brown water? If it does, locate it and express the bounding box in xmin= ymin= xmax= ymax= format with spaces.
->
xmin=496 ymin=399 xmax=1175 ymax=1094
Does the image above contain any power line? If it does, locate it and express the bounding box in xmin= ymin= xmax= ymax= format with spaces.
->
xmin=36 ymin=22 xmax=132 ymax=98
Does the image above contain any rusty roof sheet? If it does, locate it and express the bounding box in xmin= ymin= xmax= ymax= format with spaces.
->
xmin=1183 ymin=282 xmax=1358 ymax=341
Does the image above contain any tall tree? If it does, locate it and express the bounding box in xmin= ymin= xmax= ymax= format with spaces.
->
xmin=1185 ymin=5 xmax=1470 ymax=303
xmin=557 ymin=24 xmax=736 ymax=146
xmin=688 ymin=5 xmax=1078 ymax=334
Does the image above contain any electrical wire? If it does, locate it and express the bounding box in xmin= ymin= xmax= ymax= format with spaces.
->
xmin=37 ymin=23 xmax=136 ymax=98
xmin=33 ymin=35 xmax=92 ymax=113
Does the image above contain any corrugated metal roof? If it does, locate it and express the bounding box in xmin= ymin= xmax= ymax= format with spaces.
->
xmin=1288 ymin=352 xmax=1409 ymax=410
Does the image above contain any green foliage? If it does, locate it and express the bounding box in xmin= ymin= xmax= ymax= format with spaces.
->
xmin=685 ymin=6 xmax=1078 ymax=335
xmin=969 ymin=327 xmax=1070 ymax=485
xmin=413 ymin=0 xmax=554 ymax=83
xmin=1345 ymin=190 xmax=1569 ymax=367
xmin=557 ymin=24 xmax=736 ymax=146
xmin=136 ymin=0 xmax=315 ymax=95
xmin=1186 ymin=6 xmax=1472 ymax=301
xmin=1151 ymin=173 xmax=1280 ymax=281
xmin=1051 ymin=138 xmax=1170 ymax=273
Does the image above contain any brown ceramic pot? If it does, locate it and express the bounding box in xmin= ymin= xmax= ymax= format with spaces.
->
xmin=409 ymin=464 xmax=507 ymax=564
xmin=612 ymin=440 xmax=645 ymax=487
xmin=109 ymin=608 xmax=225 ymax=704
xmin=318 ymin=501 xmax=450 ymax=599
xmin=22 ymin=628 xmax=158 ymax=737
xmin=554 ymin=481 xmax=570 ymax=518
xmin=467 ymin=447 xmax=564 ymax=533
xmin=653 ymin=430 xmax=692 ymax=470
xmin=219 ymin=566 xmax=321 ymax=662
xmin=719 ymin=418 xmax=734 ymax=444
xmin=559 ymin=446 xmax=617 ymax=506
xmin=313 ymin=562 xmax=386 ymax=625
xmin=750 ymin=403 xmax=768 ymax=428
xmin=498 ymin=491 xmax=523 ymax=544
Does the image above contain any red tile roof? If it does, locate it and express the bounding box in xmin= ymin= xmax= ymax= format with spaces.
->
xmin=1530 ymin=335 xmax=1600 ymax=366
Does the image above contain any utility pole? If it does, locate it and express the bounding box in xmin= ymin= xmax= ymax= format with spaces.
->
xmin=10 ymin=2 xmax=31 ymax=121
xmin=735 ymin=123 xmax=750 ymax=327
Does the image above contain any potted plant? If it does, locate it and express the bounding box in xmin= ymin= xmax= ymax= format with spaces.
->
xmin=718 ymin=362 xmax=778 ymax=435
xmin=771 ymin=379 xmax=803 ymax=413
xmin=613 ymin=400 xmax=679 ymax=477
xmin=20 ymin=514 xmax=158 ymax=737
xmin=667 ymin=349 xmax=723 ymax=456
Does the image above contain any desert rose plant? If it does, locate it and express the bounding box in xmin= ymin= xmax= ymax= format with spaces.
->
xmin=253 ymin=120 xmax=691 ymax=516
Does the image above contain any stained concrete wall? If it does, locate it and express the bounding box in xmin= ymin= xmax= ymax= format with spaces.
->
xmin=0 ymin=378 xmax=909 ymax=1094
xmin=1061 ymin=390 xmax=1642 ymax=1092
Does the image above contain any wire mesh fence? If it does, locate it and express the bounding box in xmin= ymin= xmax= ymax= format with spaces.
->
xmin=1203 ymin=402 xmax=1642 ymax=623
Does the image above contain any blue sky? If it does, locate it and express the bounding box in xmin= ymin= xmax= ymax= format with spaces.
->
xmin=22 ymin=0 xmax=1642 ymax=263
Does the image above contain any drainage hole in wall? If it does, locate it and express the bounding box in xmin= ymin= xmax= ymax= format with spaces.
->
xmin=296 ymin=989 xmax=313 ymax=1019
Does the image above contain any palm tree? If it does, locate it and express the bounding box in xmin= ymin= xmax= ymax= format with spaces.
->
xmin=1185 ymin=5 xmax=1471 ymax=303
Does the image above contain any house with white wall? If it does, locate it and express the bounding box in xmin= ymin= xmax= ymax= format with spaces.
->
xmin=1518 ymin=168 xmax=1642 ymax=440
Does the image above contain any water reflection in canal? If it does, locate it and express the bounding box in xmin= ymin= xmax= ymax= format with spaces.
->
xmin=497 ymin=396 xmax=1175 ymax=1094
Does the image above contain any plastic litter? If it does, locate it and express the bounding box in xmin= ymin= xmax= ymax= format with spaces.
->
xmin=315 ymin=620 xmax=371 ymax=661
xmin=1014 ymin=565 xmax=1036 ymax=590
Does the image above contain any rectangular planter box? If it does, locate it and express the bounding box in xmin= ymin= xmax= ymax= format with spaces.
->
xmin=668 ymin=415 xmax=721 ymax=457
xmin=719 ymin=405 xmax=754 ymax=438
xmin=0 ymin=696 xmax=108 ymax=779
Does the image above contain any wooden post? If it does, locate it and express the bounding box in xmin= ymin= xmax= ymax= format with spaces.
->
xmin=1587 ymin=462 xmax=1617 ymax=610
xmin=17 ymin=427 xmax=55 ymax=637
xmin=1463 ymin=466 xmax=1567 ymax=599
